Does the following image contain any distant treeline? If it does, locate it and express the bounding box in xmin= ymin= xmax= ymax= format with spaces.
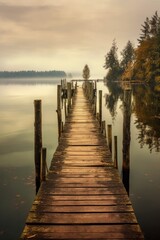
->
xmin=0 ymin=70 xmax=67 ymax=78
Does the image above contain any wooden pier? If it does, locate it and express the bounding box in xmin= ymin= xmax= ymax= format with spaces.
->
xmin=20 ymin=83 xmax=144 ymax=239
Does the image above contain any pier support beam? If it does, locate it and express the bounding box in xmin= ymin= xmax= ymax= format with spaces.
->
xmin=34 ymin=99 xmax=42 ymax=193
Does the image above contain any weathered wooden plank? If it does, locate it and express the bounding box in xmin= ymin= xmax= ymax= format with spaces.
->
xmin=33 ymin=199 xmax=131 ymax=206
xmin=49 ymin=167 xmax=118 ymax=173
xmin=31 ymin=205 xmax=134 ymax=213
xmin=40 ymin=183 xmax=122 ymax=188
xmin=56 ymin=146 xmax=109 ymax=151
xmin=26 ymin=212 xmax=138 ymax=224
xmin=35 ymin=194 xmax=130 ymax=201
xmin=21 ymin=232 xmax=144 ymax=240
xmin=48 ymin=173 xmax=118 ymax=178
xmin=21 ymin=224 xmax=144 ymax=239
xmin=40 ymin=177 xmax=123 ymax=185
xmin=38 ymin=187 xmax=127 ymax=196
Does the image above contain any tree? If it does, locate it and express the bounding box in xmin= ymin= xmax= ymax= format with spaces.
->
xmin=82 ymin=64 xmax=90 ymax=80
xmin=104 ymin=39 xmax=119 ymax=70
xmin=150 ymin=11 xmax=159 ymax=36
xmin=138 ymin=17 xmax=150 ymax=44
xmin=104 ymin=39 xmax=121 ymax=81
xmin=120 ymin=41 xmax=135 ymax=71
xmin=123 ymin=11 xmax=160 ymax=83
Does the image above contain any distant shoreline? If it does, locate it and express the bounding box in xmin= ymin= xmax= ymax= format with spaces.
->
xmin=0 ymin=70 xmax=67 ymax=78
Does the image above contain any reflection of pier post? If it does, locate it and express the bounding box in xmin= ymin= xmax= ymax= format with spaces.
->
xmin=122 ymin=87 xmax=131 ymax=195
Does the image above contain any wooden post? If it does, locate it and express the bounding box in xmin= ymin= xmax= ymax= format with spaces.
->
xmin=107 ymin=124 xmax=112 ymax=153
xmin=75 ymin=81 xmax=78 ymax=93
xmin=102 ymin=120 xmax=106 ymax=137
xmin=67 ymin=82 xmax=72 ymax=113
xmin=41 ymin=147 xmax=47 ymax=181
xmin=64 ymin=98 xmax=67 ymax=119
xmin=122 ymin=89 xmax=131 ymax=195
xmin=94 ymin=81 xmax=97 ymax=116
xmin=114 ymin=136 xmax=118 ymax=168
xmin=57 ymin=85 xmax=62 ymax=140
xmin=99 ymin=90 xmax=102 ymax=127
xmin=34 ymin=99 xmax=42 ymax=193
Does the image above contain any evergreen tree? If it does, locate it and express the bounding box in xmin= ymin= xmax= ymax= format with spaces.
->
xmin=104 ymin=40 xmax=121 ymax=81
xmin=82 ymin=64 xmax=90 ymax=80
xmin=150 ymin=11 xmax=159 ymax=36
xmin=125 ymin=11 xmax=160 ymax=83
xmin=120 ymin=41 xmax=135 ymax=71
xmin=138 ymin=17 xmax=150 ymax=44
xmin=104 ymin=39 xmax=119 ymax=70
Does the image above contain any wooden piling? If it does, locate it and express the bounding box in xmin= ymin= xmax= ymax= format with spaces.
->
xmin=114 ymin=136 xmax=118 ymax=168
xmin=107 ymin=124 xmax=112 ymax=153
xmin=102 ymin=120 xmax=106 ymax=137
xmin=99 ymin=90 xmax=102 ymax=127
xmin=57 ymin=85 xmax=62 ymax=140
xmin=34 ymin=99 xmax=42 ymax=193
xmin=94 ymin=82 xmax=97 ymax=116
xmin=67 ymin=82 xmax=72 ymax=113
xmin=122 ymin=89 xmax=131 ymax=195
xmin=41 ymin=147 xmax=47 ymax=181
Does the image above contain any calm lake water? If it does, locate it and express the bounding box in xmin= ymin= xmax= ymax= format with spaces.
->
xmin=0 ymin=78 xmax=159 ymax=240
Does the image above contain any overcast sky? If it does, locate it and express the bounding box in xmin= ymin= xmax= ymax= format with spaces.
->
xmin=0 ymin=0 xmax=159 ymax=77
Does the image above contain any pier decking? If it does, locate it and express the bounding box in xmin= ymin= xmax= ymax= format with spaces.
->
xmin=20 ymin=85 xmax=144 ymax=239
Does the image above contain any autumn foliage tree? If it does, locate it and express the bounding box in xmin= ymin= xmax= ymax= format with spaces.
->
xmin=105 ymin=12 xmax=160 ymax=83
xmin=133 ymin=11 xmax=160 ymax=83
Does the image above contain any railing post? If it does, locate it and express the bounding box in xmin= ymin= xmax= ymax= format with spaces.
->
xmin=34 ymin=99 xmax=42 ymax=193
xmin=114 ymin=136 xmax=118 ymax=168
xmin=99 ymin=90 xmax=102 ymax=127
xmin=57 ymin=85 xmax=62 ymax=140
xmin=67 ymin=82 xmax=72 ymax=113
xmin=107 ymin=124 xmax=112 ymax=153
xmin=102 ymin=120 xmax=106 ymax=137
xmin=41 ymin=147 xmax=47 ymax=181
xmin=75 ymin=81 xmax=78 ymax=93
xmin=94 ymin=81 xmax=97 ymax=116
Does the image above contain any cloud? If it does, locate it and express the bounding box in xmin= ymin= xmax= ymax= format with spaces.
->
xmin=0 ymin=0 xmax=159 ymax=76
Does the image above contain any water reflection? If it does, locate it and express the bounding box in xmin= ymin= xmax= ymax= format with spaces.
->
xmin=104 ymin=81 xmax=160 ymax=194
xmin=104 ymin=81 xmax=160 ymax=239
xmin=132 ymin=84 xmax=160 ymax=152
xmin=122 ymin=88 xmax=132 ymax=195
xmin=104 ymin=80 xmax=123 ymax=119
xmin=105 ymin=81 xmax=160 ymax=151
xmin=0 ymin=83 xmax=59 ymax=240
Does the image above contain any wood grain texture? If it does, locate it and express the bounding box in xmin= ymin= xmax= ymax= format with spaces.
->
xmin=20 ymin=86 xmax=144 ymax=239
